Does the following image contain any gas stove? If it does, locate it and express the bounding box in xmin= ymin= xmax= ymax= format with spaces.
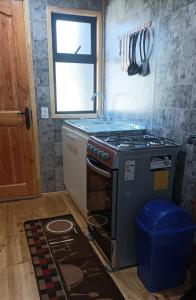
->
xmin=86 ymin=132 xmax=180 ymax=269
xmin=87 ymin=132 xmax=180 ymax=269
xmin=87 ymin=133 xmax=179 ymax=169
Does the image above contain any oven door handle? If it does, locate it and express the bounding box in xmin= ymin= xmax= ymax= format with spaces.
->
xmin=86 ymin=158 xmax=111 ymax=178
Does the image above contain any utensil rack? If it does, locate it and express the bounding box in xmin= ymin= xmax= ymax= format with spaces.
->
xmin=118 ymin=21 xmax=152 ymax=42
xmin=118 ymin=21 xmax=153 ymax=76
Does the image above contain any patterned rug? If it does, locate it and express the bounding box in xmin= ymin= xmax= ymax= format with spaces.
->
xmin=24 ymin=214 xmax=125 ymax=300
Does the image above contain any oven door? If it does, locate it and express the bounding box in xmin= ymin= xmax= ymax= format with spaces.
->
xmin=86 ymin=156 xmax=118 ymax=261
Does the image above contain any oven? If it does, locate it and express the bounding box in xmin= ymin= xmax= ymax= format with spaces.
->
xmin=86 ymin=155 xmax=118 ymax=263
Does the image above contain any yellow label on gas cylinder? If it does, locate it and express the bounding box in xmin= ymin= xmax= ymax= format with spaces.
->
xmin=153 ymin=170 xmax=169 ymax=190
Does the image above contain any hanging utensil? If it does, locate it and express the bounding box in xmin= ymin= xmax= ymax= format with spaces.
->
xmin=139 ymin=26 xmax=153 ymax=76
xmin=143 ymin=27 xmax=153 ymax=76
xmin=127 ymin=33 xmax=134 ymax=75
xmin=125 ymin=33 xmax=129 ymax=72
xmin=123 ymin=33 xmax=127 ymax=72
xmin=121 ymin=34 xmax=125 ymax=71
xmin=131 ymin=30 xmax=140 ymax=75
xmin=120 ymin=35 xmax=123 ymax=71
xmin=142 ymin=27 xmax=150 ymax=76
xmin=128 ymin=31 xmax=140 ymax=76
xmin=119 ymin=36 xmax=122 ymax=57
xmin=138 ymin=27 xmax=149 ymax=75
xmin=138 ymin=28 xmax=144 ymax=75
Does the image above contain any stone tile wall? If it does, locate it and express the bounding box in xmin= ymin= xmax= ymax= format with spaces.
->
xmin=182 ymin=142 xmax=196 ymax=211
xmin=29 ymin=0 xmax=196 ymax=211
xmin=28 ymin=0 xmax=103 ymax=192
xmin=105 ymin=0 xmax=196 ymax=212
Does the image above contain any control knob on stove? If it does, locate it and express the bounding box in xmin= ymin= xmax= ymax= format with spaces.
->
xmin=102 ymin=152 xmax=110 ymax=160
xmin=94 ymin=147 xmax=100 ymax=155
xmin=98 ymin=150 xmax=104 ymax=158
xmin=99 ymin=151 xmax=110 ymax=160
xmin=91 ymin=145 xmax=97 ymax=153
xmin=87 ymin=143 xmax=92 ymax=151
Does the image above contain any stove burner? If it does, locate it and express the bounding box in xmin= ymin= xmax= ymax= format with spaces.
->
xmin=45 ymin=219 xmax=74 ymax=234
xmin=88 ymin=215 xmax=108 ymax=227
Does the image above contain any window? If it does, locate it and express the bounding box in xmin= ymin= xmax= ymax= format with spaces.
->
xmin=48 ymin=8 xmax=103 ymax=118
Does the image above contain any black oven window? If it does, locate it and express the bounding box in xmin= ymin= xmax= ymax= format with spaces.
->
xmin=51 ymin=12 xmax=97 ymax=115
xmin=87 ymin=160 xmax=112 ymax=236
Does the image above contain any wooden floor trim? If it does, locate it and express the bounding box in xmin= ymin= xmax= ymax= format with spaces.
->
xmin=42 ymin=191 xmax=67 ymax=197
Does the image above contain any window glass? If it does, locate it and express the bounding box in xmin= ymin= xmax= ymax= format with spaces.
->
xmin=55 ymin=62 xmax=94 ymax=112
xmin=56 ymin=20 xmax=91 ymax=54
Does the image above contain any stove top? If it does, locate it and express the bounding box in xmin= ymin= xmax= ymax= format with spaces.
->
xmin=93 ymin=133 xmax=178 ymax=150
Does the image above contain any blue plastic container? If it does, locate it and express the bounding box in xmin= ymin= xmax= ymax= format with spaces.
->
xmin=136 ymin=199 xmax=195 ymax=292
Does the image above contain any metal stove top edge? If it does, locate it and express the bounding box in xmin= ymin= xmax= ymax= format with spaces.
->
xmin=90 ymin=134 xmax=180 ymax=151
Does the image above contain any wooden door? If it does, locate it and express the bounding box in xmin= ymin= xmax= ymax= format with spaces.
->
xmin=0 ymin=0 xmax=38 ymax=201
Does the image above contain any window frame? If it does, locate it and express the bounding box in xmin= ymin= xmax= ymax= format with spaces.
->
xmin=47 ymin=6 xmax=103 ymax=119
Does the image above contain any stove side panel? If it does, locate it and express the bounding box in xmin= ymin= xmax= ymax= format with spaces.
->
xmin=114 ymin=147 xmax=179 ymax=269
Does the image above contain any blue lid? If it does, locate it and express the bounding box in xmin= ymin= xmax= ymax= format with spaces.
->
xmin=137 ymin=198 xmax=193 ymax=232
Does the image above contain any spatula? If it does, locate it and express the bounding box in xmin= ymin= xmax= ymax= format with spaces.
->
xmin=139 ymin=27 xmax=153 ymax=76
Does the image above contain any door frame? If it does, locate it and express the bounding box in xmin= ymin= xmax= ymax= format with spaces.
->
xmin=23 ymin=0 xmax=41 ymax=196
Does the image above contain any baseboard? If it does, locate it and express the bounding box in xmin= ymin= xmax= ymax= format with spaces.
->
xmin=42 ymin=191 xmax=87 ymax=222
xmin=42 ymin=191 xmax=67 ymax=197
xmin=66 ymin=191 xmax=87 ymax=220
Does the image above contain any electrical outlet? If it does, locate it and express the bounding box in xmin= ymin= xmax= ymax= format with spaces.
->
xmin=41 ymin=107 xmax=49 ymax=119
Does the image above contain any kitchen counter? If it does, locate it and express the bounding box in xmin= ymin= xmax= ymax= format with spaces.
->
xmin=64 ymin=118 xmax=146 ymax=134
